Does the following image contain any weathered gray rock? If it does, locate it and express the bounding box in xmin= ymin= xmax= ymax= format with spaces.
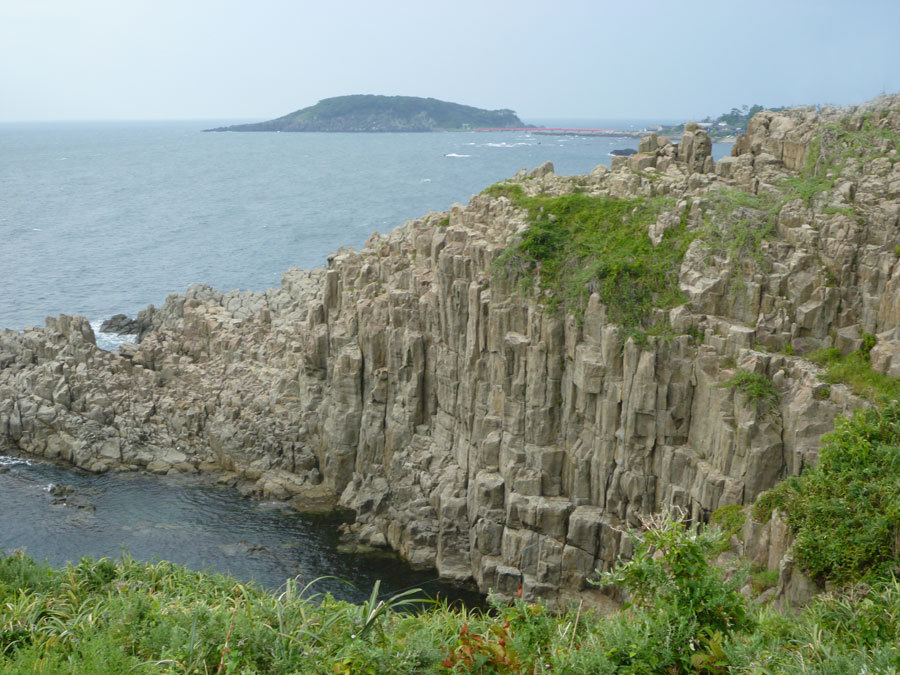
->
xmin=638 ymin=133 xmax=659 ymax=154
xmin=677 ymin=124 xmax=713 ymax=174
xmin=528 ymin=161 xmax=555 ymax=179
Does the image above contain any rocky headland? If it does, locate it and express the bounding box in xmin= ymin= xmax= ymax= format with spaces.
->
xmin=206 ymin=94 xmax=525 ymax=133
xmin=3 ymin=95 xmax=900 ymax=609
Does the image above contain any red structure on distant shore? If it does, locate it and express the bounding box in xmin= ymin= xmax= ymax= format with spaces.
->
xmin=475 ymin=127 xmax=644 ymax=137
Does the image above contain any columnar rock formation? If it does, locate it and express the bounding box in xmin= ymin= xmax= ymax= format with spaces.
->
xmin=2 ymin=96 xmax=899 ymax=607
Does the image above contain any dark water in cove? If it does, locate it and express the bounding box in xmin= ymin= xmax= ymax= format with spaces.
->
xmin=0 ymin=455 xmax=483 ymax=605
xmin=0 ymin=120 xmax=732 ymax=600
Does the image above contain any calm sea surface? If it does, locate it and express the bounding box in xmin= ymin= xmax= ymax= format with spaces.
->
xmin=1 ymin=119 xmax=732 ymax=332
xmin=0 ymin=120 xmax=731 ymax=599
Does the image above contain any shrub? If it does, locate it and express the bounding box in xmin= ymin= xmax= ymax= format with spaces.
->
xmin=593 ymin=513 xmax=752 ymax=671
xmin=809 ymin=347 xmax=900 ymax=403
xmin=710 ymin=504 xmax=747 ymax=542
xmin=760 ymin=402 xmax=900 ymax=583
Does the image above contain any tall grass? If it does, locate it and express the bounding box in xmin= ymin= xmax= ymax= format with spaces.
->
xmin=2 ymin=532 xmax=898 ymax=672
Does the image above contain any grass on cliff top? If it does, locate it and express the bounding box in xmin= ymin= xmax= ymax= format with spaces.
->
xmin=485 ymin=183 xmax=691 ymax=334
xmin=780 ymin=112 xmax=900 ymax=210
xmin=809 ymin=347 xmax=900 ymax=404
xmin=699 ymin=112 xmax=900 ymax=288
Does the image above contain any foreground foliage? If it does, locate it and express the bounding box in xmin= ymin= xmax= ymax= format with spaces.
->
xmin=2 ymin=404 xmax=898 ymax=672
xmin=2 ymin=523 xmax=898 ymax=672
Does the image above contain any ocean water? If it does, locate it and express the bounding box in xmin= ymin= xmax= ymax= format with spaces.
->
xmin=0 ymin=120 xmax=732 ymax=333
xmin=1 ymin=120 xmax=732 ymax=595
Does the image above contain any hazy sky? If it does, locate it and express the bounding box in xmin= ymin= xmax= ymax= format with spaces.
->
xmin=2 ymin=0 xmax=898 ymax=122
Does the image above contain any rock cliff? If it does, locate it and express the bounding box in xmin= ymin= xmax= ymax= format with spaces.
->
xmin=3 ymin=95 xmax=899 ymax=607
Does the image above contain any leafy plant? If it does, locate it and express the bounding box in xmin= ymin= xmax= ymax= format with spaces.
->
xmin=440 ymin=620 xmax=521 ymax=672
xmin=593 ymin=513 xmax=752 ymax=671
xmin=710 ymin=504 xmax=747 ymax=542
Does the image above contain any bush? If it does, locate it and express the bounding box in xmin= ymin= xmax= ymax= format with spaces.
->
xmin=760 ymin=402 xmax=900 ymax=583
xmin=809 ymin=347 xmax=900 ymax=403
xmin=593 ymin=513 xmax=752 ymax=671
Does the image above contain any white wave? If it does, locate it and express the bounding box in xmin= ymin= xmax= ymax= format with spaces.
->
xmin=0 ymin=455 xmax=32 ymax=467
xmin=482 ymin=142 xmax=534 ymax=148
xmin=90 ymin=319 xmax=134 ymax=352
xmin=420 ymin=178 xmax=432 ymax=182
xmin=444 ymin=153 xmax=471 ymax=158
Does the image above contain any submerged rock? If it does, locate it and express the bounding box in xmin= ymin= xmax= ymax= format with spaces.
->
xmin=99 ymin=314 xmax=140 ymax=335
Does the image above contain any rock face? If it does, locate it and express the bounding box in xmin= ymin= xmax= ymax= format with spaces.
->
xmin=2 ymin=96 xmax=900 ymax=607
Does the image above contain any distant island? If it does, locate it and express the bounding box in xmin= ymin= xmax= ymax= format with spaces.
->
xmin=206 ymin=95 xmax=525 ymax=133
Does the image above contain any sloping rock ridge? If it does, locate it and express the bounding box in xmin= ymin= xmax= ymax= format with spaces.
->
xmin=206 ymin=94 xmax=524 ymax=132
xmin=3 ymin=95 xmax=899 ymax=607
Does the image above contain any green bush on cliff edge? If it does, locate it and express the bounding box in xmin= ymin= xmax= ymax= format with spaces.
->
xmin=754 ymin=401 xmax=900 ymax=584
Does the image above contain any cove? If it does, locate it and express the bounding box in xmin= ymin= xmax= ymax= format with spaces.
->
xmin=0 ymin=455 xmax=483 ymax=606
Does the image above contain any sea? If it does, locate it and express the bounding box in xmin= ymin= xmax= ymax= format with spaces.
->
xmin=0 ymin=119 xmax=732 ymax=601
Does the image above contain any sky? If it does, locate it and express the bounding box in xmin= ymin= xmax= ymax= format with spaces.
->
xmin=1 ymin=0 xmax=898 ymax=123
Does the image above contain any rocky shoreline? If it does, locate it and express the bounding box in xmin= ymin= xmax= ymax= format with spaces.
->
xmin=3 ymin=95 xmax=899 ymax=609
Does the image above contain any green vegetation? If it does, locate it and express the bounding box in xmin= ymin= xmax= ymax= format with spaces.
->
xmin=700 ymin=188 xmax=778 ymax=281
xmin=594 ymin=514 xmax=752 ymax=672
xmin=4 ymin=512 xmax=899 ymax=673
xmin=749 ymin=567 xmax=779 ymax=593
xmin=487 ymin=185 xmax=692 ymax=338
xmin=719 ymin=369 xmax=780 ymax=412
xmin=814 ymin=384 xmax=832 ymax=400
xmin=710 ymin=104 xmax=776 ymax=128
xmin=209 ymin=95 xmax=523 ymax=132
xmin=699 ymin=112 xmax=898 ymax=287
xmin=485 ymin=113 xmax=899 ymax=348
xmin=753 ymin=402 xmax=900 ymax=584
xmin=661 ymin=103 xmax=788 ymax=140
xmin=809 ymin=347 xmax=900 ymax=403
xmin=780 ymin=113 xmax=900 ymax=210
xmin=710 ymin=503 xmax=747 ymax=542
